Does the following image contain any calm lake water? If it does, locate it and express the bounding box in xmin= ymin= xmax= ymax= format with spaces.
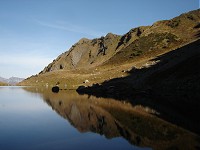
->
xmin=0 ymin=86 xmax=199 ymax=150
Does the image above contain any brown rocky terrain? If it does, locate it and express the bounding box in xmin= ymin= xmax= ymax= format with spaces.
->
xmin=19 ymin=9 xmax=200 ymax=136
xmin=19 ymin=9 xmax=200 ymax=88
xmin=77 ymin=38 xmax=200 ymax=134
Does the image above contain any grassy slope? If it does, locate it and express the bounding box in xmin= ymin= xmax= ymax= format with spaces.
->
xmin=0 ymin=81 xmax=7 ymax=86
xmin=77 ymin=38 xmax=200 ymax=135
xmin=18 ymin=38 xmax=198 ymax=89
xmin=19 ymin=9 xmax=200 ymax=88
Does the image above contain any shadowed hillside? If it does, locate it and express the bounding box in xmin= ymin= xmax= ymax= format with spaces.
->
xmin=77 ymin=39 xmax=200 ymax=135
xmin=19 ymin=9 xmax=200 ymax=88
xmin=41 ymin=9 xmax=200 ymax=72
xmin=16 ymin=8 xmax=200 ymax=150
xmin=19 ymin=9 xmax=200 ymax=134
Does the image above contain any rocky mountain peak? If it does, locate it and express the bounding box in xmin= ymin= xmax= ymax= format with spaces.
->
xmin=0 ymin=76 xmax=24 ymax=85
xmin=40 ymin=9 xmax=200 ymax=75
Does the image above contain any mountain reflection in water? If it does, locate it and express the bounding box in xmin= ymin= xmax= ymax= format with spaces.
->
xmin=23 ymin=87 xmax=200 ymax=150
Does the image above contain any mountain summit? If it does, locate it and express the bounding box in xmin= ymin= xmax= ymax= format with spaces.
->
xmin=0 ymin=76 xmax=24 ymax=85
xmin=20 ymin=9 xmax=200 ymax=88
xmin=39 ymin=9 xmax=200 ymax=74
xmin=18 ymin=8 xmax=200 ymax=139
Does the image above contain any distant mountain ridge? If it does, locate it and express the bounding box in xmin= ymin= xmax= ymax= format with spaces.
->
xmin=18 ymin=9 xmax=200 ymax=138
xmin=0 ymin=76 xmax=24 ymax=85
xmin=40 ymin=9 xmax=200 ymax=74
xmin=19 ymin=9 xmax=200 ymax=88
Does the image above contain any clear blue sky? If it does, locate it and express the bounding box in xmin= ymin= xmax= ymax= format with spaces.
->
xmin=0 ymin=0 xmax=199 ymax=78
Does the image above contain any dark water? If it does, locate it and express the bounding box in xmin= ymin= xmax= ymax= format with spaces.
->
xmin=0 ymin=87 xmax=199 ymax=150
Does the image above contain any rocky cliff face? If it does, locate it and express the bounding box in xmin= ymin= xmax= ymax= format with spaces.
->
xmin=41 ymin=33 xmax=121 ymax=73
xmin=40 ymin=9 xmax=200 ymax=74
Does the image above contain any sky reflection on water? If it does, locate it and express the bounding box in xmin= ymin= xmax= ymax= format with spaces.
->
xmin=0 ymin=87 xmax=147 ymax=150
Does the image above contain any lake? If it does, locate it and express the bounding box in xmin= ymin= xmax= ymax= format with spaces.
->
xmin=0 ymin=86 xmax=199 ymax=150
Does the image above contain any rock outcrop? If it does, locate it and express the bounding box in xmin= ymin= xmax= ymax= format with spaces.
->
xmin=40 ymin=9 xmax=200 ymax=74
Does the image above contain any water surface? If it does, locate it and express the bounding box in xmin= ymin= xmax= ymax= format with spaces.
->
xmin=0 ymin=86 xmax=199 ymax=150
